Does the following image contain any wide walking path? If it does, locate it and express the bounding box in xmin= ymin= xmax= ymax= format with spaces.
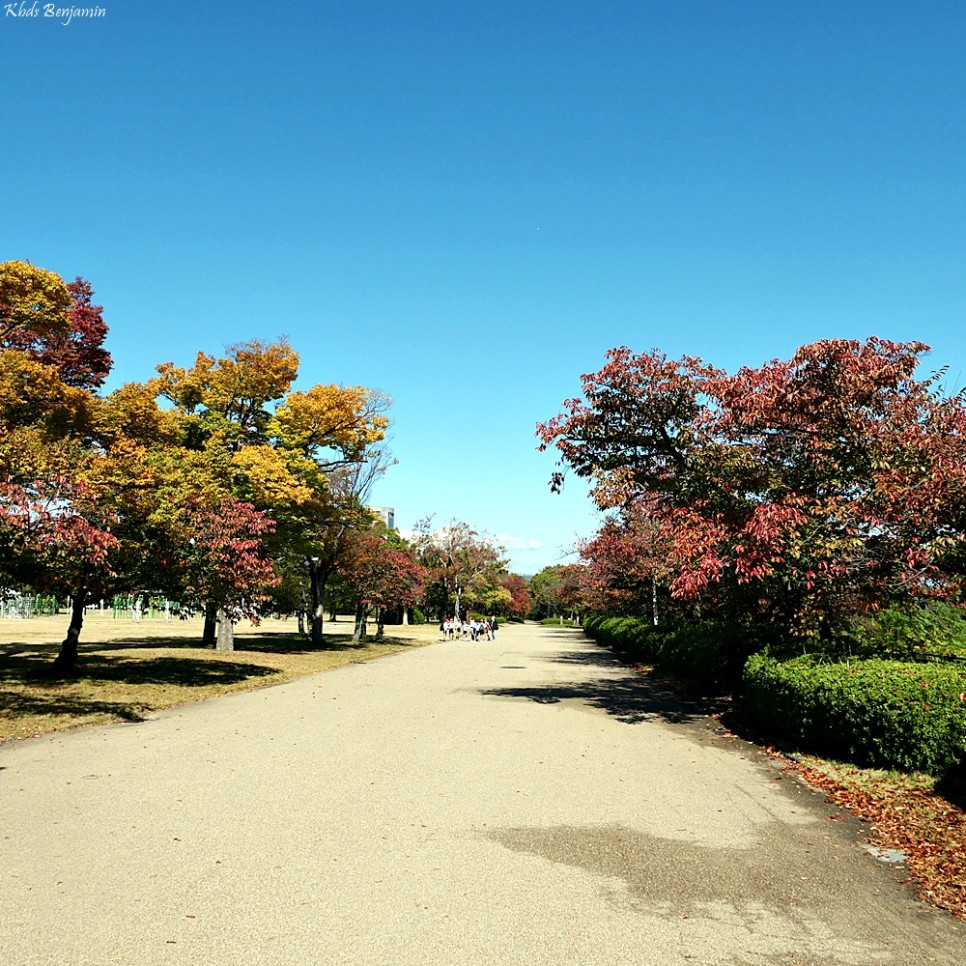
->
xmin=3 ymin=623 xmax=965 ymax=965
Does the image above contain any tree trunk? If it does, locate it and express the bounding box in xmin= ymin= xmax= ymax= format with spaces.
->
xmin=375 ymin=608 xmax=385 ymax=641
xmin=401 ymin=607 xmax=409 ymax=626
xmin=352 ymin=602 xmax=368 ymax=642
xmin=216 ymin=608 xmax=235 ymax=652
xmin=51 ymin=589 xmax=87 ymax=674
xmin=652 ymin=577 xmax=659 ymax=626
xmin=203 ymin=601 xmax=217 ymax=646
xmin=309 ymin=560 xmax=327 ymax=645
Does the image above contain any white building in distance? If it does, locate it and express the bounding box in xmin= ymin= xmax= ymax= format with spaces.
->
xmin=369 ymin=506 xmax=395 ymax=530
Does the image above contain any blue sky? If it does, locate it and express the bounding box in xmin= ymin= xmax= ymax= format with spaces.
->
xmin=3 ymin=1 xmax=966 ymax=574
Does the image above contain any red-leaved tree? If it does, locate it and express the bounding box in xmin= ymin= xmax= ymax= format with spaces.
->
xmin=500 ymin=574 xmax=532 ymax=618
xmin=3 ymin=275 xmax=111 ymax=389
xmin=179 ymin=498 xmax=280 ymax=652
xmin=538 ymin=338 xmax=966 ymax=636
xmin=338 ymin=531 xmax=427 ymax=641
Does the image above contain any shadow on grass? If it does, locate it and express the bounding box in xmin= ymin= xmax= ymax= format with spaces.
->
xmin=0 ymin=652 xmax=278 ymax=688
xmin=1 ymin=689 xmax=152 ymax=723
xmin=0 ymin=632 xmax=388 ymax=661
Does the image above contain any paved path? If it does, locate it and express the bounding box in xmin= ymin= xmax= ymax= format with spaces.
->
xmin=3 ymin=623 xmax=965 ymax=964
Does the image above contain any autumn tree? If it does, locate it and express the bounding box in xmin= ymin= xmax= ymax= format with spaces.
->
xmin=578 ymin=504 xmax=677 ymax=623
xmin=0 ymin=260 xmax=72 ymax=345
xmin=0 ymin=262 xmax=120 ymax=669
xmin=539 ymin=338 xmax=966 ymax=637
xmin=336 ymin=528 xmax=426 ymax=641
xmin=177 ymin=498 xmax=279 ymax=651
xmin=499 ymin=574 xmax=532 ymax=619
xmin=4 ymin=275 xmax=111 ymax=389
xmin=154 ymin=340 xmax=391 ymax=647
xmin=0 ymin=369 xmax=178 ymax=672
xmin=413 ymin=518 xmax=507 ymax=620
xmin=528 ymin=564 xmax=587 ymax=622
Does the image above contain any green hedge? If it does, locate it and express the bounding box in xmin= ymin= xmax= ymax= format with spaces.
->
xmin=583 ymin=615 xmax=756 ymax=693
xmin=744 ymin=653 xmax=966 ymax=774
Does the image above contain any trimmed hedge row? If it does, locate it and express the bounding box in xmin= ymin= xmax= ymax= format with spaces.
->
xmin=743 ymin=653 xmax=966 ymax=774
xmin=582 ymin=614 xmax=757 ymax=693
xmin=584 ymin=613 xmax=966 ymax=775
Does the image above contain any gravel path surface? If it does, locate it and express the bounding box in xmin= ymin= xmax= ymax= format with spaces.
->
xmin=3 ymin=623 xmax=965 ymax=964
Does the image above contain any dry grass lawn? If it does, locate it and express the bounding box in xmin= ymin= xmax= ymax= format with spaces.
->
xmin=0 ymin=612 xmax=440 ymax=742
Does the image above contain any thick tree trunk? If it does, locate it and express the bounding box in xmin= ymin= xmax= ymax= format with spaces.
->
xmin=352 ymin=603 xmax=368 ymax=642
xmin=375 ymin=608 xmax=385 ymax=641
xmin=401 ymin=607 xmax=409 ymax=626
xmin=52 ymin=589 xmax=88 ymax=674
xmin=216 ymin=608 xmax=235 ymax=652
xmin=203 ymin=601 xmax=217 ymax=646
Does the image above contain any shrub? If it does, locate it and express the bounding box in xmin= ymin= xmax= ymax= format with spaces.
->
xmin=743 ymin=653 xmax=966 ymax=774
xmin=656 ymin=621 xmax=757 ymax=693
xmin=409 ymin=607 xmax=426 ymax=625
xmin=583 ymin=614 xmax=755 ymax=692
xmin=845 ymin=602 xmax=966 ymax=662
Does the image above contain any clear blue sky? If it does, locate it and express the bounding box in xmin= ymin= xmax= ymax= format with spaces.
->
xmin=3 ymin=1 xmax=966 ymax=574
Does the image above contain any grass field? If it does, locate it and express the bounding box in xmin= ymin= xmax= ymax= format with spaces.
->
xmin=0 ymin=612 xmax=440 ymax=742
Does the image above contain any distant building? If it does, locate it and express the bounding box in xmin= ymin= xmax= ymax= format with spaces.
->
xmin=370 ymin=506 xmax=395 ymax=530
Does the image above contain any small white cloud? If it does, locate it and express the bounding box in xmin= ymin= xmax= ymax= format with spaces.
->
xmin=496 ymin=534 xmax=542 ymax=551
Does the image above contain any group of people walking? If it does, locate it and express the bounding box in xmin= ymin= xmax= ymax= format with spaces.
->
xmin=441 ymin=616 xmax=499 ymax=641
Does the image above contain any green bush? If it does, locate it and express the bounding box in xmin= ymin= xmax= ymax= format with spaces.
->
xmin=743 ymin=652 xmax=966 ymax=774
xmin=656 ymin=621 xmax=757 ymax=693
xmin=410 ymin=607 xmax=427 ymax=625
xmin=585 ymin=616 xmax=660 ymax=659
xmin=845 ymin=602 xmax=966 ymax=661
xmin=583 ymin=614 xmax=755 ymax=692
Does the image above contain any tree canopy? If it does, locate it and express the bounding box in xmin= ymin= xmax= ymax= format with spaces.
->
xmin=539 ymin=338 xmax=966 ymax=635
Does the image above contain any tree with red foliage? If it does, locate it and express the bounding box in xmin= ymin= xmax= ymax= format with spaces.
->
xmin=579 ymin=503 xmax=676 ymax=623
xmin=47 ymin=278 xmax=112 ymax=389
xmin=0 ymin=475 xmax=120 ymax=672
xmin=179 ymin=497 xmax=280 ymax=652
xmin=2 ymin=267 xmax=112 ymax=389
xmin=338 ymin=530 xmax=426 ymax=641
xmin=538 ymin=338 xmax=966 ymax=636
xmin=500 ymin=574 xmax=532 ymax=618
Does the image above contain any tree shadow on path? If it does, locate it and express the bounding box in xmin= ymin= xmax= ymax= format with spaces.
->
xmin=480 ymin=667 xmax=708 ymax=727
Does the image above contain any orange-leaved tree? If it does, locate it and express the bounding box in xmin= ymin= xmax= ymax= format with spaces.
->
xmin=154 ymin=340 xmax=391 ymax=647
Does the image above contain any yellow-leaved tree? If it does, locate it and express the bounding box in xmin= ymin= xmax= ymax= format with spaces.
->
xmin=154 ymin=339 xmax=392 ymax=647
